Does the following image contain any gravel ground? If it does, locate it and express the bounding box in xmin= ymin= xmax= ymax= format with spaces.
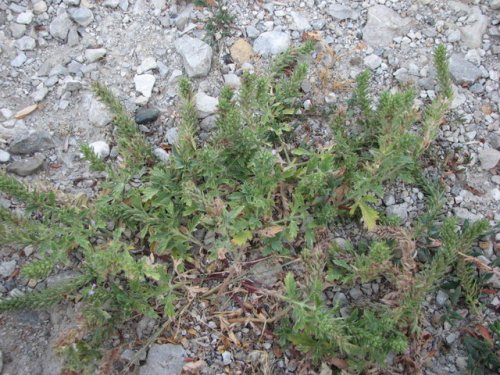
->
xmin=0 ymin=0 xmax=499 ymax=374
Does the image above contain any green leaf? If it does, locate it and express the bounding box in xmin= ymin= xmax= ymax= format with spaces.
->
xmin=230 ymin=230 xmax=252 ymax=246
xmin=350 ymin=199 xmax=379 ymax=230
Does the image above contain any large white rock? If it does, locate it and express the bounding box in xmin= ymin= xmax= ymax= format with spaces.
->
xmin=134 ymin=74 xmax=156 ymax=98
xmin=174 ymin=36 xmax=213 ymax=78
xmin=85 ymin=48 xmax=107 ymax=63
xmin=194 ymin=92 xmax=218 ymax=119
xmin=89 ymin=141 xmax=110 ymax=159
xmin=88 ymin=97 xmax=114 ymax=128
xmin=253 ymin=31 xmax=291 ymax=56
xmin=362 ymin=5 xmax=413 ymax=48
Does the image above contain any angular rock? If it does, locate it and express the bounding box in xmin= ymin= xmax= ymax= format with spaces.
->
xmin=85 ymin=48 xmax=107 ymax=63
xmin=0 ymin=260 xmax=17 ymax=278
xmin=364 ymin=54 xmax=382 ymax=70
xmin=32 ymin=86 xmax=49 ymax=102
xmin=14 ymin=36 xmax=36 ymax=51
xmin=386 ymin=202 xmax=408 ymax=221
xmin=449 ymin=54 xmax=481 ymax=85
xmin=175 ymin=3 xmax=193 ymax=30
xmin=327 ymin=4 xmax=359 ymax=20
xmin=253 ymin=31 xmax=291 ymax=56
xmin=174 ymin=36 xmax=213 ymax=78
xmin=104 ymin=0 xmax=120 ymax=8
xmin=362 ymin=5 xmax=412 ymax=48
xmin=223 ymin=73 xmax=241 ymax=89
xmin=134 ymin=74 xmax=156 ymax=98
xmin=478 ymin=149 xmax=500 ymax=170
xmin=194 ymin=92 xmax=218 ymax=119
xmin=11 ymin=53 xmax=27 ymax=67
xmin=89 ymin=141 xmax=110 ymax=158
xmin=68 ymin=7 xmax=94 ymax=27
xmin=165 ymin=128 xmax=179 ymax=145
xmin=249 ymin=260 xmax=282 ymax=288
xmin=229 ymin=38 xmax=254 ymax=65
xmin=291 ymin=11 xmax=311 ymax=31
xmin=135 ymin=108 xmax=160 ymax=124
xmin=88 ymin=97 xmax=114 ymax=128
xmin=49 ymin=11 xmax=72 ymax=41
xmin=139 ymin=344 xmax=186 ymax=375
xmin=459 ymin=7 xmax=488 ymax=49
xmin=10 ymin=23 xmax=26 ymax=39
xmin=8 ymin=131 xmax=54 ymax=155
xmin=137 ymin=57 xmax=157 ymax=74
xmin=453 ymin=207 xmax=482 ymax=222
xmin=7 ymin=155 xmax=45 ymax=176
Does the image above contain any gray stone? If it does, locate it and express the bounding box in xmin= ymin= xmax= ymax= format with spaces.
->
xmin=11 ymin=53 xmax=27 ymax=67
xmin=449 ymin=54 xmax=482 ymax=85
xmin=253 ymin=31 xmax=291 ymax=56
xmin=174 ymin=36 xmax=213 ymax=78
xmin=139 ymin=344 xmax=186 ymax=375
xmin=0 ymin=150 xmax=11 ymax=163
xmin=491 ymin=0 xmax=500 ymax=10
xmin=386 ymin=202 xmax=408 ymax=221
xmin=32 ymin=87 xmax=49 ymax=102
xmin=33 ymin=1 xmax=48 ymax=14
xmin=383 ymin=194 xmax=396 ymax=206
xmin=453 ymin=207 xmax=482 ymax=222
xmin=486 ymin=274 xmax=500 ymax=289
xmin=89 ymin=141 xmax=110 ymax=158
xmin=134 ymin=74 xmax=156 ymax=98
xmin=135 ymin=108 xmax=160 ymax=124
xmin=291 ymin=11 xmax=311 ymax=31
xmin=459 ymin=7 xmax=488 ymax=49
xmin=165 ymin=127 xmax=179 ymax=145
xmin=85 ymin=48 xmax=107 ymax=63
xmin=349 ymin=287 xmax=363 ymax=300
xmin=16 ymin=11 xmax=34 ymax=24
xmin=14 ymin=36 xmax=36 ymax=51
xmin=121 ymin=349 xmax=146 ymax=363
xmin=362 ymin=5 xmax=412 ymax=48
xmin=88 ymin=97 xmax=113 ymax=127
xmin=246 ymin=26 xmax=259 ymax=39
xmin=364 ymin=54 xmax=382 ymax=70
xmin=327 ymin=4 xmax=359 ymax=20
xmin=436 ymin=290 xmax=448 ymax=306
xmin=249 ymin=260 xmax=282 ymax=288
xmin=153 ymin=147 xmax=170 ymax=161
xmin=137 ymin=57 xmax=157 ymax=74
xmin=175 ymin=4 xmax=193 ymax=30
xmin=223 ymin=73 xmax=241 ymax=89
xmin=194 ymin=92 xmax=218 ymax=119
xmin=333 ymin=292 xmax=348 ymax=307
xmin=104 ymin=0 xmax=120 ymax=8
xmin=63 ymin=78 xmax=82 ymax=92
xmin=8 ymin=131 xmax=54 ymax=155
xmin=447 ymin=29 xmax=461 ymax=43
xmin=7 ymin=155 xmax=45 ymax=176
xmin=446 ymin=333 xmax=458 ymax=344
xmin=49 ymin=12 xmax=72 ymax=41
xmin=0 ymin=260 xmax=17 ymax=278
xmin=478 ymin=148 xmax=500 ymax=170
xmin=10 ymin=23 xmax=26 ymax=38
xmin=68 ymin=7 xmax=94 ymax=27
xmin=46 ymin=271 xmax=80 ymax=288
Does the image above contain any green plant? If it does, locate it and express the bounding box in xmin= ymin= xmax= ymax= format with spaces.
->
xmin=195 ymin=0 xmax=235 ymax=45
xmin=0 ymin=43 xmax=489 ymax=374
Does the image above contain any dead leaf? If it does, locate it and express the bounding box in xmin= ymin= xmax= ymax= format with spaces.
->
xmin=301 ymin=31 xmax=322 ymax=41
xmin=475 ymin=324 xmax=493 ymax=344
xmin=15 ymin=104 xmax=38 ymax=119
xmin=257 ymin=226 xmax=284 ymax=237
xmin=186 ymin=286 xmax=209 ymax=298
xmin=217 ymin=247 xmax=227 ymax=260
xmin=480 ymin=105 xmax=493 ymax=115
xmin=182 ymin=360 xmax=207 ymax=374
xmin=326 ymin=357 xmax=348 ymax=370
